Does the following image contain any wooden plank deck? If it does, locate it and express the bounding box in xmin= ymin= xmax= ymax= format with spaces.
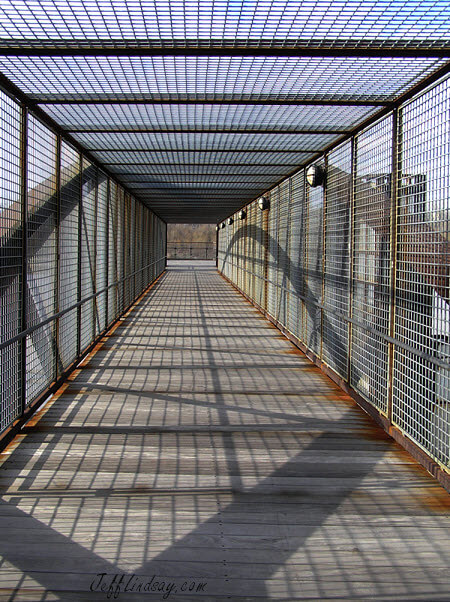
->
xmin=0 ymin=260 xmax=449 ymax=601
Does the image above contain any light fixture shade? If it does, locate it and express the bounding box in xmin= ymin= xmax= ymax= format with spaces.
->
xmin=238 ymin=209 xmax=247 ymax=220
xmin=258 ymin=196 xmax=270 ymax=211
xmin=228 ymin=217 xmax=234 ymax=225
xmin=306 ymin=164 xmax=325 ymax=187
xmin=215 ymin=225 xmax=219 ymax=231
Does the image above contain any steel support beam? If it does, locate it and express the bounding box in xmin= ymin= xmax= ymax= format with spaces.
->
xmin=68 ymin=127 xmax=349 ymax=135
xmin=19 ymin=106 xmax=28 ymax=415
xmin=87 ymin=148 xmax=325 ymax=153
xmin=0 ymin=41 xmax=448 ymax=57
xmin=105 ymin=162 xmax=305 ymax=167
xmin=115 ymin=171 xmax=289 ymax=176
xmin=36 ymin=96 xmax=387 ymax=106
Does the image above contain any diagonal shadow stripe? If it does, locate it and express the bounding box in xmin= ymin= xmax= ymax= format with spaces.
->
xmin=0 ymin=407 xmax=399 ymax=601
xmin=0 ymin=263 xmax=447 ymax=601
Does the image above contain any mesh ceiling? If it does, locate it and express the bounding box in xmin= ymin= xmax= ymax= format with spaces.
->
xmin=0 ymin=1 xmax=448 ymax=49
xmin=0 ymin=1 xmax=448 ymax=222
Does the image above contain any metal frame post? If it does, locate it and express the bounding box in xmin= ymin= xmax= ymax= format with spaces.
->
xmin=20 ymin=106 xmax=28 ymax=413
xmin=320 ymin=156 xmax=327 ymax=360
xmin=105 ymin=177 xmax=110 ymax=324
xmin=54 ymin=133 xmax=62 ymax=376
xmin=347 ymin=136 xmax=356 ymax=383
xmin=92 ymin=165 xmax=98 ymax=337
xmin=76 ymin=153 xmax=83 ymax=357
xmin=386 ymin=108 xmax=400 ymax=424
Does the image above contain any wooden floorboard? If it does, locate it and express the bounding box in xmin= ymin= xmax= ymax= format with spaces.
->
xmin=0 ymin=260 xmax=449 ymax=601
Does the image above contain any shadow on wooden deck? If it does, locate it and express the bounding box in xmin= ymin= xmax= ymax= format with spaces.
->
xmin=0 ymin=262 xmax=448 ymax=601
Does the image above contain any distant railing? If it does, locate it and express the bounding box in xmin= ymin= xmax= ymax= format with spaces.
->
xmin=167 ymin=241 xmax=216 ymax=260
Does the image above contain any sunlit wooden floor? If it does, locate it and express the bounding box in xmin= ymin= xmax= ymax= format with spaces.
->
xmin=0 ymin=260 xmax=449 ymax=601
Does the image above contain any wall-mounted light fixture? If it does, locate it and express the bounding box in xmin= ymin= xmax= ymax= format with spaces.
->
xmin=238 ymin=209 xmax=247 ymax=220
xmin=258 ymin=196 xmax=270 ymax=211
xmin=306 ymin=164 xmax=325 ymax=187
xmin=215 ymin=225 xmax=219 ymax=231
xmin=228 ymin=217 xmax=234 ymax=225
xmin=221 ymin=222 xmax=226 ymax=229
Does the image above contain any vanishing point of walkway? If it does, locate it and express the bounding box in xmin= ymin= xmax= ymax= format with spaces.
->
xmin=0 ymin=261 xmax=449 ymax=601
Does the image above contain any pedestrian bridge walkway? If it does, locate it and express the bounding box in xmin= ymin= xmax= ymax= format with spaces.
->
xmin=0 ymin=261 xmax=449 ymax=601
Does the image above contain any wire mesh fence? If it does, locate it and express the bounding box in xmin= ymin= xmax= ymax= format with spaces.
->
xmin=0 ymin=91 xmax=167 ymax=434
xmin=218 ymin=73 xmax=450 ymax=472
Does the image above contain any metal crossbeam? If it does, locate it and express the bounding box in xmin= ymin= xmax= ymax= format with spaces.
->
xmin=87 ymin=148 xmax=325 ymax=153
xmin=67 ymin=127 xmax=349 ymax=134
xmin=36 ymin=96 xmax=387 ymax=107
xmin=1 ymin=40 xmax=449 ymax=57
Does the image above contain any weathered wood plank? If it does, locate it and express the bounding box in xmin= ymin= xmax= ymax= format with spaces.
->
xmin=0 ymin=261 xmax=448 ymax=602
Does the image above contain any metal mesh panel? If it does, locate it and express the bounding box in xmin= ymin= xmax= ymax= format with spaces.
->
xmin=151 ymin=212 xmax=156 ymax=283
xmin=221 ymin=221 xmax=228 ymax=278
xmin=95 ymin=149 xmax=315 ymax=166
xmin=135 ymin=201 xmax=143 ymax=293
xmin=255 ymin=201 xmax=266 ymax=309
xmin=149 ymin=210 xmax=153 ymax=280
xmin=276 ymin=179 xmax=290 ymax=328
xmin=249 ymin=201 xmax=258 ymax=302
xmin=129 ymin=196 xmax=136 ymax=303
xmin=0 ymin=3 xmax=447 ymax=224
xmin=351 ymin=116 xmax=393 ymax=413
xmin=107 ymin=180 xmax=118 ymax=323
xmin=57 ymin=140 xmax=80 ymax=371
xmin=243 ymin=206 xmax=251 ymax=297
xmin=0 ymin=109 xmax=168 ymax=433
xmin=323 ymin=141 xmax=352 ymax=379
xmin=241 ymin=210 xmax=248 ymax=295
xmin=267 ymin=186 xmax=279 ymax=318
xmin=235 ymin=211 xmax=243 ymax=293
xmin=0 ymin=2 xmax=447 ymax=50
xmin=141 ymin=203 xmax=147 ymax=289
xmin=26 ymin=115 xmax=57 ymax=403
xmin=0 ymin=91 xmax=22 ymax=428
xmin=234 ymin=213 xmax=241 ymax=290
xmin=142 ymin=206 xmax=148 ymax=288
xmin=159 ymin=215 xmax=165 ymax=275
xmin=231 ymin=218 xmax=237 ymax=284
xmin=305 ymin=163 xmax=324 ymax=356
xmin=393 ymin=77 xmax=450 ymax=467
xmin=241 ymin=210 xmax=248 ymax=297
xmin=287 ymin=170 xmax=306 ymax=343
xmin=153 ymin=214 xmax=159 ymax=277
xmin=95 ymin=170 xmax=108 ymax=334
xmin=116 ymin=187 xmax=125 ymax=312
xmin=122 ymin=194 xmax=130 ymax=308
xmin=156 ymin=216 xmax=166 ymax=275
xmin=246 ymin=203 xmax=252 ymax=298
xmin=225 ymin=219 xmax=231 ymax=280
xmin=0 ymin=56 xmax=444 ymax=105
xmin=42 ymin=103 xmax=378 ymax=133
xmin=215 ymin=74 xmax=449 ymax=472
xmin=2 ymin=2 xmax=450 ymax=55
xmin=80 ymin=158 xmax=97 ymax=352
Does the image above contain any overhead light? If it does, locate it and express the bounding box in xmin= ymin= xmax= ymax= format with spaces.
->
xmin=238 ymin=209 xmax=247 ymax=220
xmin=306 ymin=164 xmax=325 ymax=187
xmin=228 ymin=217 xmax=234 ymax=225
xmin=258 ymin=196 xmax=270 ymax=211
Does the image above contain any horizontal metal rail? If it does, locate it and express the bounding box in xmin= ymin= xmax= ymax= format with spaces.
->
xmin=220 ymin=258 xmax=450 ymax=372
xmin=0 ymin=256 xmax=166 ymax=352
